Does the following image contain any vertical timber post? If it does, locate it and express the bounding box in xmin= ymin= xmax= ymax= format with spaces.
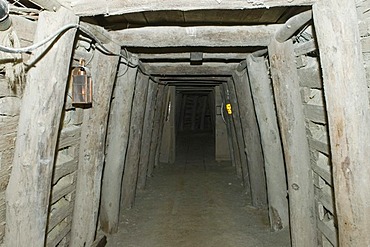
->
xmin=137 ymin=80 xmax=158 ymax=190
xmin=246 ymin=54 xmax=289 ymax=231
xmin=100 ymin=58 xmax=139 ymax=234
xmin=154 ymin=86 xmax=169 ymax=168
xmin=215 ymin=86 xmax=231 ymax=161
xmin=121 ymin=72 xmax=149 ymax=209
xmin=220 ymin=84 xmax=238 ymax=171
xmin=313 ymin=0 xmax=370 ymax=245
xmin=147 ymin=85 xmax=165 ymax=177
xmin=70 ymin=42 xmax=120 ymax=246
xmin=225 ymin=80 xmax=250 ymax=189
xmin=4 ymin=8 xmax=78 ymax=246
xmin=268 ymin=39 xmax=317 ymax=246
xmin=159 ymin=86 xmax=176 ymax=164
xmin=232 ymin=71 xmax=267 ymax=208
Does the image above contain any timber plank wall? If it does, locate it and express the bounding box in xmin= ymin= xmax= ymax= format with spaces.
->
xmin=358 ymin=0 xmax=370 ymax=97
xmin=0 ymin=15 xmax=87 ymax=246
xmin=0 ymin=15 xmax=33 ymax=244
xmin=294 ymin=26 xmax=337 ymax=246
xmin=0 ymin=78 xmax=21 ymax=244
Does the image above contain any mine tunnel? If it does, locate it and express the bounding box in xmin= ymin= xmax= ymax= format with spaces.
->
xmin=0 ymin=0 xmax=370 ymax=246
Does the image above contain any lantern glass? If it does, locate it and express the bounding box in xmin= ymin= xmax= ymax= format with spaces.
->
xmin=72 ymin=69 xmax=93 ymax=107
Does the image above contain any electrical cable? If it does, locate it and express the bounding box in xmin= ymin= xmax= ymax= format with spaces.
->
xmin=0 ymin=21 xmax=168 ymax=84
xmin=0 ymin=23 xmax=138 ymax=67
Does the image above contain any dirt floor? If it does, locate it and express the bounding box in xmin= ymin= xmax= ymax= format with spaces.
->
xmin=106 ymin=131 xmax=291 ymax=247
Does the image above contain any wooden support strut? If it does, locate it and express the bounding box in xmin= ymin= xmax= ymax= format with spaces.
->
xmin=221 ymin=83 xmax=242 ymax=179
xmin=137 ymin=81 xmax=159 ymax=190
xmin=275 ymin=10 xmax=313 ymax=43
xmin=100 ymin=58 xmax=139 ymax=234
xmin=232 ymin=71 xmax=267 ymax=208
xmin=70 ymin=42 xmax=120 ymax=246
xmin=224 ymin=80 xmax=250 ymax=190
xmin=147 ymin=85 xmax=165 ymax=177
xmin=72 ymin=0 xmax=316 ymax=17
xmin=112 ymin=25 xmax=278 ymax=48
xmin=268 ymin=39 xmax=317 ymax=246
xmin=246 ymin=54 xmax=289 ymax=231
xmin=159 ymin=86 xmax=176 ymax=163
xmin=4 ymin=8 xmax=78 ymax=247
xmin=313 ymin=0 xmax=370 ymax=245
xmin=121 ymin=72 xmax=150 ymax=209
xmin=154 ymin=86 xmax=170 ymax=168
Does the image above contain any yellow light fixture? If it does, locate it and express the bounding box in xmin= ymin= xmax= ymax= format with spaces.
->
xmin=226 ymin=103 xmax=232 ymax=115
xmin=72 ymin=59 xmax=92 ymax=107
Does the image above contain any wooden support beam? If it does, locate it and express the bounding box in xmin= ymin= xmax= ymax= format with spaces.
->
xmin=141 ymin=62 xmax=237 ymax=76
xmin=113 ymin=25 xmax=278 ymax=48
xmin=179 ymin=94 xmax=187 ymax=131
xmin=225 ymin=80 xmax=250 ymax=189
xmin=137 ymin=52 xmax=249 ymax=60
xmin=159 ymin=86 xmax=176 ymax=163
xmin=30 ymin=0 xmax=61 ymax=11
xmin=147 ymin=85 xmax=166 ymax=177
xmin=100 ymin=59 xmax=138 ymax=234
xmin=137 ymin=81 xmax=158 ymax=190
xmin=155 ymin=86 xmax=170 ymax=167
xmin=121 ymin=72 xmax=150 ymax=209
xmin=191 ymin=95 xmax=199 ymax=130
xmin=246 ymin=54 xmax=289 ymax=231
xmin=80 ymin=22 xmax=112 ymax=44
xmin=4 ymin=8 xmax=78 ymax=246
xmin=313 ymin=0 xmax=370 ymax=245
xmin=268 ymin=39 xmax=317 ymax=246
xmin=215 ymin=86 xmax=231 ymax=161
xmin=200 ymin=95 xmax=207 ymax=130
xmin=70 ymin=42 xmax=120 ymax=246
xmin=220 ymin=84 xmax=238 ymax=171
xmin=275 ymin=10 xmax=312 ymax=43
xmin=72 ymin=0 xmax=316 ymax=17
xmin=232 ymin=71 xmax=267 ymax=208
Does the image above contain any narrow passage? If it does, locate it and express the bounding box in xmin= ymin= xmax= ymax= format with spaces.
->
xmin=107 ymin=132 xmax=290 ymax=247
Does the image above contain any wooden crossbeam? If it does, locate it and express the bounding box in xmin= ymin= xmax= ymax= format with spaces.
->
xmin=141 ymin=62 xmax=238 ymax=75
xmin=112 ymin=25 xmax=280 ymax=47
xmin=71 ymin=0 xmax=316 ymax=17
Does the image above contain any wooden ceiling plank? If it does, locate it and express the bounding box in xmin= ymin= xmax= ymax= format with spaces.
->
xmin=137 ymin=53 xmax=248 ymax=60
xmin=30 ymin=0 xmax=62 ymax=11
xmin=112 ymin=25 xmax=279 ymax=47
xmin=140 ymin=62 xmax=238 ymax=75
xmin=71 ymin=0 xmax=316 ymax=17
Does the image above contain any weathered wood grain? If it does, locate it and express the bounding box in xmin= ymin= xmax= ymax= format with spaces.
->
xmin=247 ymin=54 xmax=289 ymax=231
xmin=314 ymin=0 xmax=370 ymax=245
xmin=121 ymin=72 xmax=149 ymax=209
xmin=100 ymin=60 xmax=138 ymax=234
xmin=4 ymin=8 xmax=78 ymax=247
xmin=224 ymin=81 xmax=249 ymax=189
xmin=232 ymin=71 xmax=267 ymax=208
xmin=29 ymin=0 xmax=61 ymax=11
xmin=137 ymin=81 xmax=158 ymax=190
xmin=141 ymin=62 xmax=237 ymax=76
xmin=71 ymin=0 xmax=316 ymax=16
xmin=268 ymin=39 xmax=317 ymax=246
xmin=112 ymin=25 xmax=278 ymax=47
xmin=70 ymin=42 xmax=120 ymax=246
xmin=147 ymin=85 xmax=165 ymax=177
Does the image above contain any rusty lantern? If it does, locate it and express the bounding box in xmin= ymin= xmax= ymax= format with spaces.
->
xmin=72 ymin=59 xmax=93 ymax=107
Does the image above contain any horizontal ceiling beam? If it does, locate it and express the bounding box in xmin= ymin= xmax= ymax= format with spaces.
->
xmin=113 ymin=25 xmax=279 ymax=48
xmin=30 ymin=0 xmax=61 ymax=11
xmin=141 ymin=62 xmax=238 ymax=76
xmin=137 ymin=52 xmax=249 ymax=60
xmin=72 ymin=0 xmax=315 ymax=16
